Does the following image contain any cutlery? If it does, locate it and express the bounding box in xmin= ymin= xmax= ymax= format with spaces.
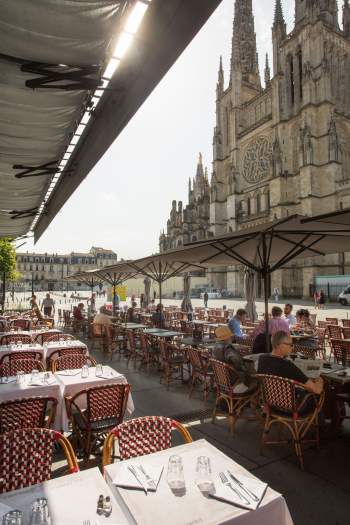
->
xmin=83 ymin=521 xmax=90 ymax=525
xmin=228 ymin=471 xmax=259 ymax=502
xmin=219 ymin=472 xmax=250 ymax=505
xmin=138 ymin=464 xmax=157 ymax=490
xmin=128 ymin=465 xmax=148 ymax=495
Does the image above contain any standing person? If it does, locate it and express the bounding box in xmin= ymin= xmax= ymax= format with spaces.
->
xmin=153 ymin=290 xmax=157 ymax=300
xmin=273 ymin=287 xmax=279 ymax=302
xmin=113 ymin=289 xmax=120 ymax=312
xmin=319 ymin=289 xmax=325 ymax=309
xmin=283 ymin=303 xmax=296 ymax=327
xmin=140 ymin=293 xmax=145 ymax=309
xmin=41 ymin=293 xmax=55 ymax=317
xmin=314 ymin=290 xmax=320 ymax=309
xmin=181 ymin=297 xmax=193 ymax=321
xmin=203 ymin=291 xmax=209 ymax=308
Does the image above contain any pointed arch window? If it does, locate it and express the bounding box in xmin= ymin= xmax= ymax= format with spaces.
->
xmin=256 ymin=193 xmax=261 ymax=213
xmin=247 ymin=197 xmax=251 ymax=215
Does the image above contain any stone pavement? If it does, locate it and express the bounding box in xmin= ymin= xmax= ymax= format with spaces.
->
xmin=86 ymin=341 xmax=350 ymax=525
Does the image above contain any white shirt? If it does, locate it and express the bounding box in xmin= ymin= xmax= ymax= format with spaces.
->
xmin=284 ymin=313 xmax=296 ymax=327
xmin=93 ymin=313 xmax=112 ymax=326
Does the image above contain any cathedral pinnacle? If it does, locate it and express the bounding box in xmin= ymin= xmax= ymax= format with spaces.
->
xmin=217 ymin=56 xmax=224 ymax=94
xmin=196 ymin=153 xmax=204 ymax=180
xmin=230 ymin=0 xmax=261 ymax=89
xmin=344 ymin=0 xmax=350 ymax=37
xmin=273 ymin=0 xmax=286 ymax=36
xmin=264 ymin=54 xmax=271 ymax=87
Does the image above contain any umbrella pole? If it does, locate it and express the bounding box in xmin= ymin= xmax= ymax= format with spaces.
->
xmin=112 ymin=273 xmax=116 ymax=317
xmin=159 ymin=279 xmax=163 ymax=328
xmin=263 ymin=271 xmax=270 ymax=352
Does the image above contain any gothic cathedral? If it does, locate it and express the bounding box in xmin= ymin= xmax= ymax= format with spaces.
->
xmin=160 ymin=0 xmax=350 ymax=298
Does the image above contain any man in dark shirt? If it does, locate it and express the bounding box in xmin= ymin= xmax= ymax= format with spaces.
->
xmin=258 ymin=331 xmax=324 ymax=396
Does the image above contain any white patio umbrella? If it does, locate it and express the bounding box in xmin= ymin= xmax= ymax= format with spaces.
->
xmin=244 ymin=269 xmax=257 ymax=321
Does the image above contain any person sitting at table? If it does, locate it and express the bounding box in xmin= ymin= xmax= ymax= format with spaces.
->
xmin=147 ymin=299 xmax=156 ymax=312
xmin=127 ymin=302 xmax=137 ymax=322
xmin=93 ymin=306 xmax=112 ymax=326
xmin=294 ymin=309 xmax=317 ymax=348
xmin=228 ymin=308 xmax=248 ymax=338
xmin=252 ymin=306 xmax=290 ymax=354
xmin=152 ymin=303 xmax=165 ymax=328
xmin=213 ymin=326 xmax=255 ymax=393
xmin=73 ymin=302 xmax=85 ymax=321
xmin=258 ymin=331 xmax=324 ymax=413
xmin=181 ymin=298 xmax=193 ymax=321
xmin=283 ymin=303 xmax=296 ymax=327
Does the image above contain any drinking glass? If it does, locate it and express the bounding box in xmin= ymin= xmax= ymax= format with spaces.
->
xmin=16 ymin=371 xmax=25 ymax=385
xmin=30 ymin=498 xmax=50 ymax=525
xmin=17 ymin=340 xmax=22 ymax=348
xmin=195 ymin=456 xmax=212 ymax=492
xmin=81 ymin=364 xmax=89 ymax=378
xmin=167 ymin=455 xmax=185 ymax=489
xmin=95 ymin=364 xmax=103 ymax=377
xmin=2 ymin=510 xmax=23 ymax=524
xmin=31 ymin=369 xmax=40 ymax=383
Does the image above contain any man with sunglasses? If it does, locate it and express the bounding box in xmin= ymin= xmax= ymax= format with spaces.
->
xmin=258 ymin=331 xmax=324 ymax=396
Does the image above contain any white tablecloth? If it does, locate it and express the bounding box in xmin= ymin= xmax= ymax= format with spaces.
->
xmin=105 ymin=439 xmax=294 ymax=525
xmin=0 ymin=372 xmax=62 ymax=429
xmin=0 ymin=343 xmax=44 ymax=361
xmin=0 ymin=467 xmax=130 ymax=524
xmin=55 ymin=366 xmax=134 ymax=432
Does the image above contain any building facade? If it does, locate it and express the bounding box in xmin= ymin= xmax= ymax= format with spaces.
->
xmin=161 ymin=0 xmax=350 ymax=298
xmin=16 ymin=247 xmax=118 ymax=291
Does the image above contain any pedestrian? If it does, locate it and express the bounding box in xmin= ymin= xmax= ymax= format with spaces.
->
xmin=203 ymin=291 xmax=209 ymax=308
xmin=41 ymin=293 xmax=55 ymax=317
xmin=318 ymin=289 xmax=325 ymax=309
xmin=314 ymin=290 xmax=320 ymax=309
xmin=140 ymin=293 xmax=145 ymax=309
xmin=273 ymin=287 xmax=279 ymax=302
xmin=153 ymin=290 xmax=157 ymax=300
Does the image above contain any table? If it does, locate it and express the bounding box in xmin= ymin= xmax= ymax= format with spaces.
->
xmin=0 ymin=467 xmax=130 ymax=524
xmin=181 ymin=337 xmax=217 ymax=347
xmin=117 ymin=323 xmax=148 ymax=330
xmin=55 ymin=365 xmax=134 ymax=431
xmin=143 ymin=328 xmax=171 ymax=334
xmin=44 ymin=339 xmax=88 ymax=361
xmin=0 ymin=343 xmax=43 ymax=361
xmin=105 ymin=439 xmax=293 ymax=525
xmin=152 ymin=331 xmax=182 ymax=339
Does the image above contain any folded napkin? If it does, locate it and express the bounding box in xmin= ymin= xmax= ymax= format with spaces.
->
xmin=113 ymin=463 xmax=163 ymax=492
xmin=55 ymin=370 xmax=81 ymax=376
xmin=209 ymin=470 xmax=267 ymax=511
xmin=0 ymin=378 xmax=16 ymax=385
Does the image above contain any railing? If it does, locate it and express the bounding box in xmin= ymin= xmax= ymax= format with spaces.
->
xmin=238 ymin=90 xmax=272 ymax=136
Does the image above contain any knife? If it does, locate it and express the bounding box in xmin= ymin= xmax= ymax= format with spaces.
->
xmin=128 ymin=465 xmax=148 ymax=495
xmin=228 ymin=471 xmax=259 ymax=502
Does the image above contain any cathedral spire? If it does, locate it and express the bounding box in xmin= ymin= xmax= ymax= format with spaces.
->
xmin=230 ymin=0 xmax=261 ymax=89
xmin=196 ymin=153 xmax=204 ymax=179
xmin=264 ymin=53 xmax=271 ymax=88
xmin=217 ymin=56 xmax=224 ymax=96
xmin=273 ymin=0 xmax=286 ymax=37
xmin=344 ymin=0 xmax=350 ymax=37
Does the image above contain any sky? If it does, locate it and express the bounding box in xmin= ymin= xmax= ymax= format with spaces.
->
xmin=21 ymin=1 xmax=303 ymax=258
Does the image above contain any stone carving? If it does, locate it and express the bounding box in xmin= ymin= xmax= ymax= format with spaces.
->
xmin=329 ymin=114 xmax=339 ymax=162
xmin=299 ymin=125 xmax=313 ymax=166
xmin=242 ymin=136 xmax=272 ymax=184
xmin=272 ymin=137 xmax=283 ymax=177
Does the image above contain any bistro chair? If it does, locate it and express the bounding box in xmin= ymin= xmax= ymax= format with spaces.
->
xmin=0 ymin=397 xmax=58 ymax=433
xmin=315 ymin=327 xmax=326 ymax=359
xmin=10 ymin=318 xmax=31 ymax=331
xmin=159 ymin=340 xmax=186 ymax=389
xmin=342 ymin=327 xmax=350 ymax=340
xmin=51 ymin=353 xmax=96 ymax=373
xmin=210 ymin=358 xmax=259 ymax=434
xmin=257 ymin=374 xmax=324 ymax=470
xmin=0 ymin=320 xmax=7 ymax=332
xmin=327 ymin=324 xmax=342 ymax=340
xmin=47 ymin=346 xmax=87 ymax=370
xmin=234 ymin=335 xmax=255 ymax=356
xmin=102 ymin=416 xmax=192 ymax=466
xmin=89 ymin=323 xmax=105 ymax=351
xmin=104 ymin=325 xmax=126 ymax=359
xmin=63 ymin=310 xmax=73 ymax=329
xmin=329 ymin=339 xmax=350 ymax=367
xmin=341 ymin=319 xmax=350 ymax=327
xmin=318 ymin=320 xmax=328 ymax=328
xmin=187 ymin=347 xmax=213 ymax=400
xmin=293 ymin=343 xmax=317 ymax=359
xmin=0 ymin=358 xmax=44 ymax=377
xmin=0 ymin=428 xmax=78 ymax=493
xmin=65 ymin=383 xmax=130 ymax=460
xmin=139 ymin=332 xmax=160 ymax=371
xmin=0 ymin=333 xmax=32 ymax=345
xmin=125 ymin=330 xmax=143 ymax=368
xmin=325 ymin=317 xmax=338 ymax=325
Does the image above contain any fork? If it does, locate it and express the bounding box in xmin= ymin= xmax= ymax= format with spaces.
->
xmin=219 ymin=472 xmax=250 ymax=505
xmin=138 ymin=464 xmax=157 ymax=489
xmin=83 ymin=521 xmax=90 ymax=525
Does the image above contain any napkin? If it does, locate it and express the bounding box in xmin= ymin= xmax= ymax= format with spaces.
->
xmin=113 ymin=463 xmax=163 ymax=492
xmin=55 ymin=370 xmax=81 ymax=376
xmin=209 ymin=470 xmax=267 ymax=511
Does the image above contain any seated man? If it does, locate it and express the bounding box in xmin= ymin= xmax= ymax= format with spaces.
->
xmin=228 ymin=308 xmax=247 ymax=338
xmin=152 ymin=303 xmax=165 ymax=328
xmin=283 ymin=303 xmax=296 ymax=327
xmin=127 ymin=301 xmax=138 ymax=322
xmin=252 ymin=306 xmax=290 ymax=353
xmin=258 ymin=331 xmax=324 ymax=412
xmin=73 ymin=302 xmax=85 ymax=321
xmin=93 ymin=306 xmax=112 ymax=326
xmin=147 ymin=299 xmax=156 ymax=312
xmin=213 ymin=326 xmax=255 ymax=393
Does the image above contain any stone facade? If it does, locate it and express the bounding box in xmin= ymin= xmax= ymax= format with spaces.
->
xmin=16 ymin=247 xmax=118 ymax=291
xmin=161 ymin=0 xmax=350 ymax=298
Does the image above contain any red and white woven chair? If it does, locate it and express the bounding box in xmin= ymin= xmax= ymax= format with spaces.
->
xmin=325 ymin=317 xmax=338 ymax=325
xmin=65 ymin=383 xmax=130 ymax=460
xmin=33 ymin=332 xmax=75 ymax=345
xmin=187 ymin=347 xmax=213 ymax=400
xmin=210 ymin=358 xmax=259 ymax=434
xmin=327 ymin=324 xmax=342 ymax=340
xmin=102 ymin=416 xmax=192 ymax=466
xmin=257 ymin=374 xmax=324 ymax=470
xmin=0 ymin=428 xmax=78 ymax=493
xmin=0 ymin=333 xmax=32 ymax=345
xmin=0 ymin=352 xmax=44 ymax=376
xmin=9 ymin=318 xmax=31 ymax=331
xmin=0 ymin=397 xmax=58 ymax=433
xmin=47 ymin=346 xmax=88 ymax=370
xmin=51 ymin=353 xmax=96 ymax=373
xmin=329 ymin=339 xmax=350 ymax=367
xmin=293 ymin=343 xmax=317 ymax=359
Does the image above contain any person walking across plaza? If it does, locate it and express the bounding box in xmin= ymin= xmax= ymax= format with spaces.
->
xmin=41 ymin=293 xmax=55 ymax=317
xmin=203 ymin=291 xmax=209 ymax=308
xmin=318 ymin=289 xmax=325 ymax=309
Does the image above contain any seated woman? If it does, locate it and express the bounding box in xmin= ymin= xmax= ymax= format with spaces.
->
xmin=127 ymin=301 xmax=138 ymax=323
xmin=152 ymin=303 xmax=165 ymax=328
xmin=294 ymin=309 xmax=318 ymax=349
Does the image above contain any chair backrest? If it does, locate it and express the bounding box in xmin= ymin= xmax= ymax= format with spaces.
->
xmin=342 ymin=327 xmax=350 ymax=339
xmin=0 ymin=320 xmax=7 ymax=333
xmin=318 ymin=320 xmax=328 ymax=328
xmin=341 ymin=319 xmax=350 ymax=327
xmin=293 ymin=343 xmax=317 ymax=359
xmin=0 ymin=397 xmax=57 ymax=433
xmin=0 ymin=428 xmax=78 ymax=493
xmin=53 ymin=353 xmax=92 ymax=372
xmin=325 ymin=318 xmax=338 ymax=325
xmin=330 ymin=338 xmax=350 ymax=366
xmin=209 ymin=358 xmax=240 ymax=394
xmin=103 ymin=416 xmax=192 ymax=464
xmin=257 ymin=374 xmax=297 ymax=414
xmin=10 ymin=319 xmax=31 ymax=331
xmin=1 ymin=333 xmax=32 ymax=345
xmin=48 ymin=346 xmax=87 ymax=369
xmin=327 ymin=324 xmax=342 ymax=339
xmin=1 ymin=358 xmax=44 ymax=377
xmin=187 ymin=347 xmax=205 ymax=372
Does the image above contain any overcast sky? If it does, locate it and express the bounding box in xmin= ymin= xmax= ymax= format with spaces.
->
xmin=22 ymin=1 xmax=299 ymax=257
